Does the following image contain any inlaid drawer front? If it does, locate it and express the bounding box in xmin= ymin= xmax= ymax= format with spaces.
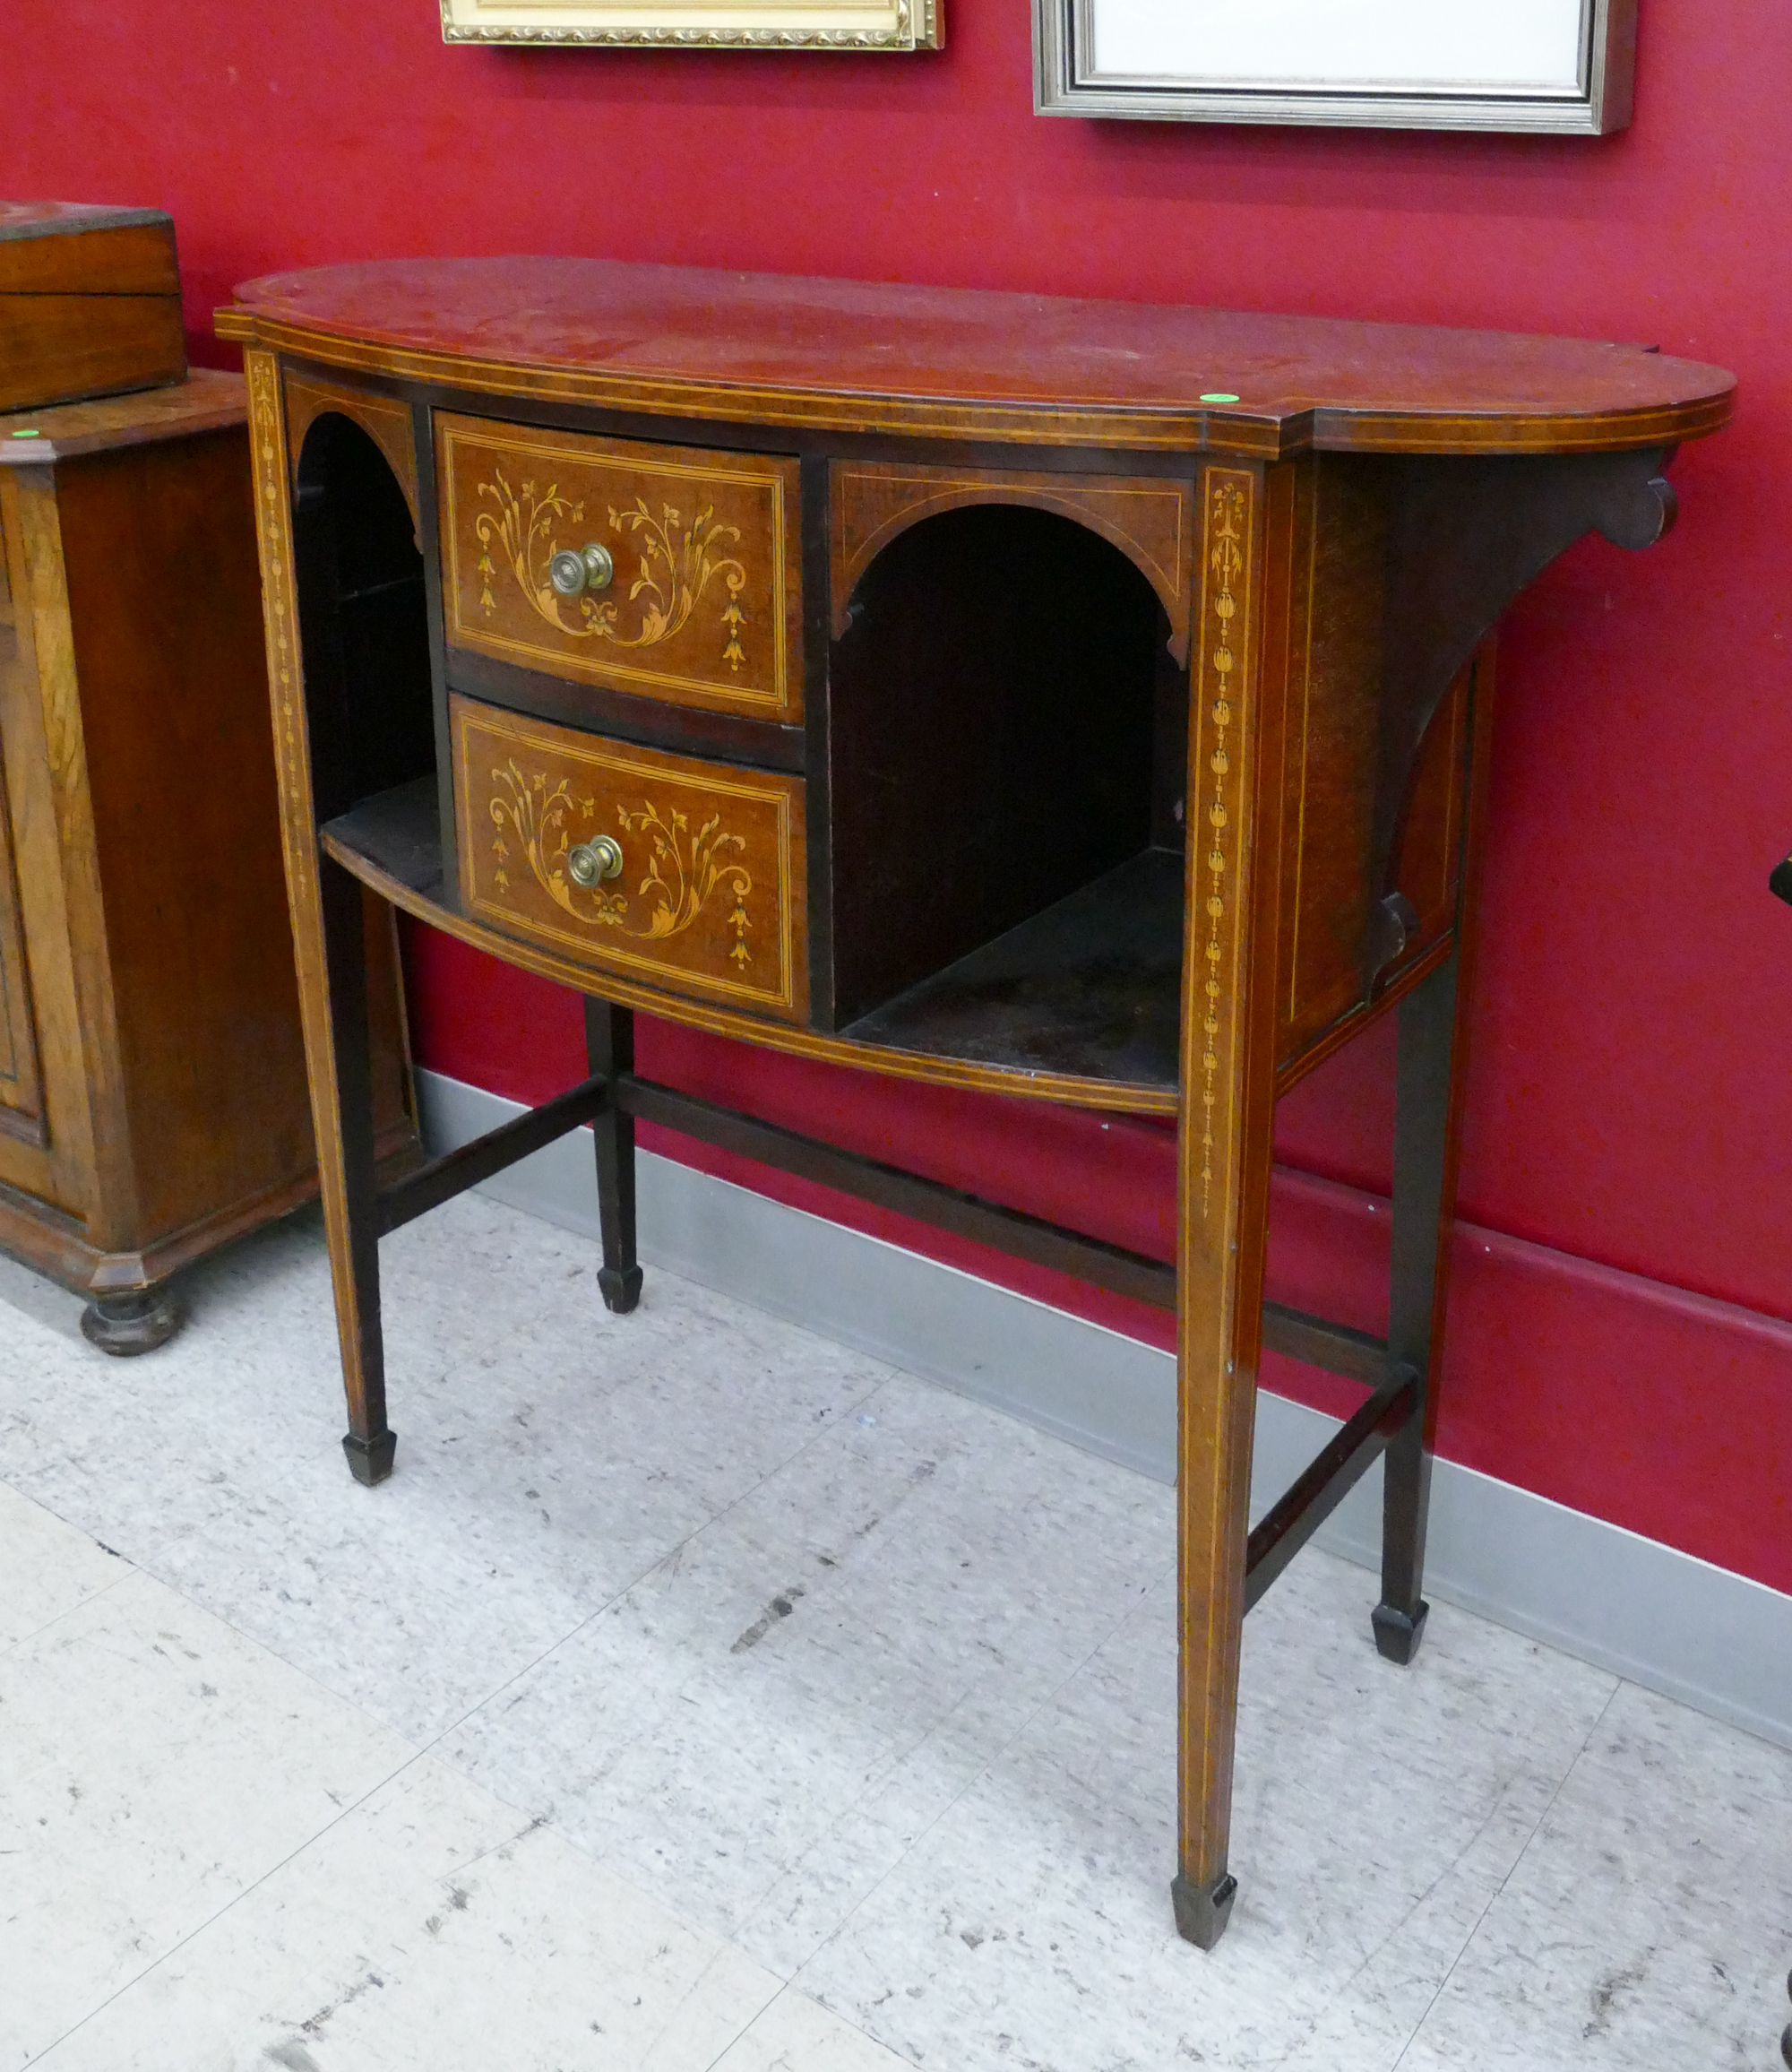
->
xmin=453 ymin=695 xmax=807 ymax=1021
xmin=438 ymin=414 xmax=801 ymax=722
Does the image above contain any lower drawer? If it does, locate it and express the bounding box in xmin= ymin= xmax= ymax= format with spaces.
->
xmin=452 ymin=695 xmax=808 ymax=1022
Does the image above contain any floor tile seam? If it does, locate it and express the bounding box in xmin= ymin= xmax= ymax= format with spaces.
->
xmin=780 ymin=1577 xmax=1166 ymax=1995
xmin=415 ymin=1360 xmax=903 ymax=1759
xmin=0 ymin=1565 xmax=139 ymax=1662
xmin=20 ymin=1739 xmax=434 ymax=2071
xmin=49 ymin=1541 xmax=463 ymax=1763
xmin=697 ymin=1982 xmax=897 ymax=2072
xmin=396 ymin=1742 xmax=803 ymax=2033
xmin=722 ymin=1670 xmax=1009 ymax=1938
xmin=413 ymin=1416 xmax=1124 ymax=1975
xmin=644 ymin=1942 xmax=786 ymax=2072
xmin=0 ymin=1468 xmax=141 ymax=1568
xmin=407 ymin=1552 xmax=885 ymax=1948
xmin=404 ymin=1445 xmax=825 ymax=1788
xmin=738 ymin=1542 xmax=1178 ymax=1947
xmin=1384 ymin=1679 xmax=1624 ymax=2070
xmin=1264 ymin=1734 xmax=1603 ymax=2067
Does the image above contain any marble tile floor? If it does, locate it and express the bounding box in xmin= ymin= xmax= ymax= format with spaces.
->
xmin=0 ymin=1195 xmax=1787 ymax=2070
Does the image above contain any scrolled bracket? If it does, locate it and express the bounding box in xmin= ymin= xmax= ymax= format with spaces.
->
xmin=1365 ymin=443 xmax=1677 ymax=980
xmin=1590 ymin=463 xmax=1678 ymax=550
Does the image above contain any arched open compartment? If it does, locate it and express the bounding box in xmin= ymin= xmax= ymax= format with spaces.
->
xmin=292 ymin=412 xmax=435 ymax=841
xmin=828 ymin=504 xmax=1186 ymax=1088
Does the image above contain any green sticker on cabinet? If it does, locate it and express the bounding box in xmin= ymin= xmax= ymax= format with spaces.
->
xmin=1199 ymin=393 xmax=1240 ymax=404
xmin=9 ymin=428 xmax=42 ymax=438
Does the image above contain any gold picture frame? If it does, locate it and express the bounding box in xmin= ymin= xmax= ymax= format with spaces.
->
xmin=441 ymin=0 xmax=940 ymax=49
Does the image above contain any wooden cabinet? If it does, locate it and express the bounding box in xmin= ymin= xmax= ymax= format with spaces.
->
xmin=0 ymin=374 xmax=414 ymax=1350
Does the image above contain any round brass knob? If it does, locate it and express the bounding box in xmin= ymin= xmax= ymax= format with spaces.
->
xmin=566 ymin=834 xmax=624 ymax=887
xmin=547 ymin=542 xmax=615 ymax=598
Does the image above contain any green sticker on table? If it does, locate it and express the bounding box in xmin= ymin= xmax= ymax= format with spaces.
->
xmin=9 ymin=428 xmax=42 ymax=438
xmin=1200 ymin=393 xmax=1240 ymax=404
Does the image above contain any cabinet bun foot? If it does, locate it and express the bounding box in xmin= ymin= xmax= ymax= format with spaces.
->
xmin=80 ymin=1287 xmax=182 ymax=1356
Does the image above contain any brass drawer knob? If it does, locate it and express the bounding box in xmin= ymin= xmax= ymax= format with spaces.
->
xmin=566 ymin=833 xmax=625 ymax=887
xmin=547 ymin=542 xmax=615 ymax=598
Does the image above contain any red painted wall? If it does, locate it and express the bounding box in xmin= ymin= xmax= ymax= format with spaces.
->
xmin=9 ymin=0 xmax=1788 ymax=1586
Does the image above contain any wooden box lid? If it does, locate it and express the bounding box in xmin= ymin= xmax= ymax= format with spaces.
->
xmin=0 ymin=203 xmax=186 ymax=413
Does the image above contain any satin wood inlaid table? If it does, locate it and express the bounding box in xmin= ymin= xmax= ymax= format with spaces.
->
xmin=217 ymin=260 xmax=1732 ymax=1947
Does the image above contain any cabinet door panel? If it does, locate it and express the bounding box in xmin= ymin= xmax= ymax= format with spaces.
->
xmin=0 ymin=481 xmax=92 ymax=1215
xmin=0 ymin=532 xmax=46 ymax=1146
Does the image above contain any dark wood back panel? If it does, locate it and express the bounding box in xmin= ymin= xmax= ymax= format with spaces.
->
xmin=293 ymin=412 xmax=435 ymax=823
xmin=828 ymin=504 xmax=1166 ymax=1023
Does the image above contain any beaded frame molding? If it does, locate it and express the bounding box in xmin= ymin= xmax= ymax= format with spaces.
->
xmin=440 ymin=0 xmax=939 ymax=50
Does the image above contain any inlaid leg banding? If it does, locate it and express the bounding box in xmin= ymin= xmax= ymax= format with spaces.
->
xmin=1173 ymin=465 xmax=1286 ymax=1950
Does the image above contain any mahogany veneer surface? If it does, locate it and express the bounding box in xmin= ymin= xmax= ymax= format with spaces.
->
xmin=0 ymin=202 xmax=185 ymax=414
xmin=221 ymin=258 xmax=1734 ymax=455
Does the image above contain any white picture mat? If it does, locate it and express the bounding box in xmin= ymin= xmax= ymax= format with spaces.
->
xmin=1083 ymin=0 xmax=1589 ymax=94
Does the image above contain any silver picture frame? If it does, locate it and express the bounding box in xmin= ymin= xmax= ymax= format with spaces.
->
xmin=1034 ymin=0 xmax=1634 ymax=134
xmin=442 ymin=0 xmax=941 ymax=51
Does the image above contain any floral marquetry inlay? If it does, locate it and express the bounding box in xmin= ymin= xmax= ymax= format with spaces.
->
xmin=438 ymin=416 xmax=799 ymax=722
xmin=488 ymin=761 xmax=754 ymax=962
xmin=475 ymin=469 xmax=749 ymax=674
xmin=452 ymin=696 xmax=806 ymax=1022
xmin=1192 ymin=471 xmax=1254 ymax=1221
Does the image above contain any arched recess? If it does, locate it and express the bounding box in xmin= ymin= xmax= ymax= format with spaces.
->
xmin=827 ymin=501 xmax=1185 ymax=1050
xmin=831 ymin=461 xmax=1193 ymax=663
xmin=285 ymin=371 xmax=419 ymax=540
xmin=292 ymin=412 xmax=435 ymax=826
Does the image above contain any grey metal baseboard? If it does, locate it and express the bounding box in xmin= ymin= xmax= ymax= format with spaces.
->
xmin=417 ymin=1067 xmax=1792 ymax=1751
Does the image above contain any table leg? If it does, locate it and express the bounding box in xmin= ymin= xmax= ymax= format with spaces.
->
xmin=1374 ymin=643 xmax=1495 ymax=1662
xmin=1172 ymin=462 xmax=1285 ymax=1950
xmin=243 ymin=348 xmax=393 ymax=1488
xmin=1172 ymin=1084 xmax=1277 ymax=1950
xmin=585 ymin=997 xmax=643 ymax=1315
xmin=316 ymin=856 xmax=392 ymax=1485
xmin=1373 ymin=949 xmax=1462 ymax=1662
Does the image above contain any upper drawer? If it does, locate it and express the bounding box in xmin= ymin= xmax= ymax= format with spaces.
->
xmin=437 ymin=413 xmax=802 ymax=722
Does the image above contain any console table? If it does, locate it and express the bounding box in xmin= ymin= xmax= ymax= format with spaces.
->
xmin=217 ymin=261 xmax=1731 ymax=1947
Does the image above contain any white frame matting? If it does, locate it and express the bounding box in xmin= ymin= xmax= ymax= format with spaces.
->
xmin=1034 ymin=0 xmax=1635 ymax=134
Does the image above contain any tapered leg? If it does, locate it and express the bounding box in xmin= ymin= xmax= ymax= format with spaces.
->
xmin=317 ymin=857 xmax=392 ymax=1484
xmin=1374 ymin=647 xmax=1496 ymax=1662
xmin=242 ymin=347 xmax=393 ymax=1486
xmin=1172 ymin=463 xmax=1288 ymax=1949
xmin=1372 ymin=951 xmax=1461 ymax=1662
xmin=584 ymin=997 xmax=643 ymax=1315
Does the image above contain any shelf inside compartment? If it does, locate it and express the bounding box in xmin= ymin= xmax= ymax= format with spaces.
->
xmin=322 ymin=776 xmax=443 ymax=901
xmin=323 ymin=782 xmax=1185 ymax=1098
xmin=840 ymin=846 xmax=1184 ymax=1092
